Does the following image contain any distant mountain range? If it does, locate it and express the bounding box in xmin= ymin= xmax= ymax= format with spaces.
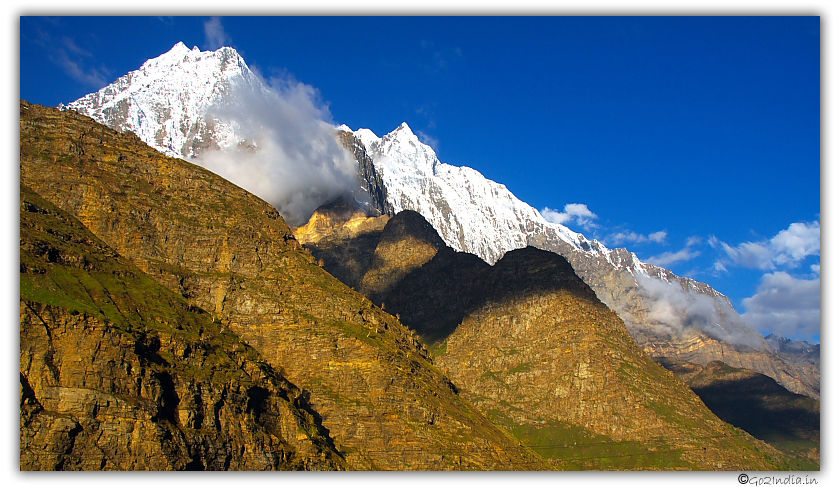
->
xmin=64 ymin=42 xmax=818 ymax=401
xmin=21 ymin=100 xmax=805 ymax=469
xmin=22 ymin=39 xmax=822 ymax=470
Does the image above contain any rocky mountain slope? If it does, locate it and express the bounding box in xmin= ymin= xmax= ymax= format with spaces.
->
xmin=20 ymin=184 xmax=343 ymax=470
xmin=346 ymin=124 xmax=820 ymax=400
xmin=20 ymin=100 xmax=547 ymax=470
xmin=655 ymin=357 xmax=819 ymax=469
xmin=61 ymin=42 xmax=817 ymax=401
xmin=297 ymin=208 xmax=793 ymax=470
xmin=766 ymin=334 xmax=820 ymax=369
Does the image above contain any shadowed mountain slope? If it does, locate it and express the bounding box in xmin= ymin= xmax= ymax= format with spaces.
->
xmin=298 ymin=207 xmax=792 ymax=470
xmin=655 ymin=357 xmax=819 ymax=470
xmin=19 ymin=101 xmax=547 ymax=471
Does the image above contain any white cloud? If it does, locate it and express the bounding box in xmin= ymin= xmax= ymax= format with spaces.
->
xmin=33 ymin=30 xmax=109 ymax=88
xmin=742 ymin=271 xmax=821 ymax=342
xmin=204 ymin=17 xmax=231 ymax=50
xmin=417 ymin=131 xmax=439 ymax=151
xmin=194 ymin=69 xmax=363 ymax=227
xmin=644 ymin=237 xmax=702 ymax=267
xmin=686 ymin=236 xmax=703 ymax=247
xmin=646 ymin=247 xmax=702 ymax=267
xmin=635 ymin=274 xmax=766 ymax=349
xmin=55 ymin=50 xmax=108 ymax=87
xmin=713 ymin=221 xmax=820 ymax=271
xmin=541 ymin=203 xmax=598 ymax=230
xmin=608 ymin=229 xmax=668 ymax=246
xmin=61 ymin=36 xmax=92 ymax=57
xmin=648 ymin=230 xmax=668 ymax=243
xmin=541 ymin=207 xmax=571 ymax=224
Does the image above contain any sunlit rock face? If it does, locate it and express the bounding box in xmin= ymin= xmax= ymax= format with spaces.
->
xmin=19 ymin=183 xmax=345 ymax=471
xmin=20 ymin=101 xmax=550 ymax=471
xmin=64 ymin=42 xmax=818 ymax=400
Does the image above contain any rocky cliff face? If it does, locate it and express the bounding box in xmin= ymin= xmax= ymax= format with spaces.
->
xmin=536 ymin=238 xmax=821 ymax=400
xmin=299 ymin=208 xmax=790 ymax=470
xmin=766 ymin=334 xmax=820 ymax=369
xmin=62 ymin=43 xmax=818 ymax=402
xmin=343 ymin=127 xmax=820 ymax=401
xmin=20 ymin=184 xmax=343 ymax=471
xmin=336 ymin=131 xmax=393 ymax=217
xmin=20 ymin=101 xmax=547 ymax=471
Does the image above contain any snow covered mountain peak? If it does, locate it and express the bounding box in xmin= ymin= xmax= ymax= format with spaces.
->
xmin=389 ymin=122 xmax=416 ymax=138
xmin=65 ymin=42 xmax=263 ymax=159
xmin=62 ymin=46 xmax=816 ymax=398
xmin=347 ymin=122 xmax=597 ymax=264
xmin=133 ymin=42 xmax=250 ymax=85
xmin=376 ymin=123 xmax=439 ymax=177
xmin=160 ymin=40 xmax=191 ymax=59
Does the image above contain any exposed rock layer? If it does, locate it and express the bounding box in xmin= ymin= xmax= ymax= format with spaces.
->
xmin=20 ymin=184 xmax=342 ymax=471
xmin=20 ymin=101 xmax=546 ymax=471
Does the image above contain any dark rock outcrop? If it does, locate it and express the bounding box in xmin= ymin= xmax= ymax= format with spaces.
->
xmin=337 ymin=130 xmax=393 ymax=217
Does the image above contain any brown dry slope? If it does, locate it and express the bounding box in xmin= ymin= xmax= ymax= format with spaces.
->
xmin=301 ymin=209 xmax=794 ymax=470
xmin=434 ymin=248 xmax=787 ymax=470
xmin=20 ymin=101 xmax=547 ymax=470
xmin=20 ymin=184 xmax=343 ymax=470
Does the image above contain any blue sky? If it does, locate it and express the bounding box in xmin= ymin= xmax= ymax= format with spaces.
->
xmin=19 ymin=15 xmax=821 ymax=342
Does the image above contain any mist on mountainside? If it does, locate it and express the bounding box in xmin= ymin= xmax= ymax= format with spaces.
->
xmin=635 ymin=274 xmax=767 ymax=350
xmin=195 ymin=75 xmax=365 ymax=227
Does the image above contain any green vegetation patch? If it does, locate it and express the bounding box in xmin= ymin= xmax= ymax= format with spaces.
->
xmin=508 ymin=362 xmax=532 ymax=374
xmin=485 ymin=410 xmax=689 ymax=470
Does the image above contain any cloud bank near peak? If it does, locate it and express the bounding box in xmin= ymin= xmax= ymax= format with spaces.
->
xmin=709 ymin=220 xmax=821 ymax=342
xmin=644 ymin=236 xmax=703 ymax=267
xmin=203 ymin=17 xmax=232 ymax=51
xmin=194 ymin=71 xmax=363 ymax=227
xmin=741 ymin=270 xmax=820 ymax=343
xmin=634 ymin=274 xmax=767 ymax=349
